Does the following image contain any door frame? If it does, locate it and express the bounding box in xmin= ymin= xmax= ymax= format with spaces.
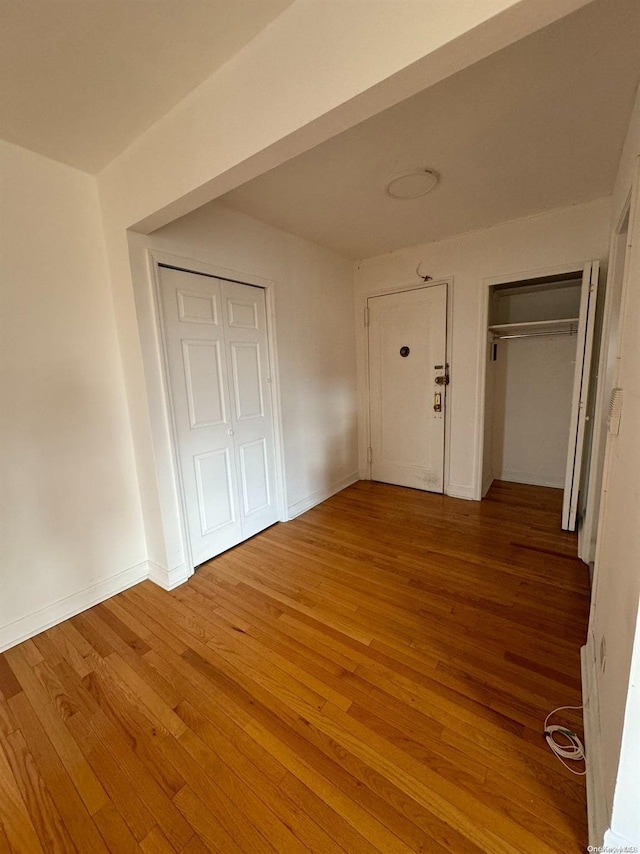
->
xmin=144 ymin=248 xmax=288 ymax=581
xmin=476 ymin=259 xmax=594 ymax=502
xmin=358 ymin=278 xmax=452 ymax=494
xmin=562 ymin=260 xmax=600 ymax=531
xmin=579 ymin=192 xmax=632 ymax=564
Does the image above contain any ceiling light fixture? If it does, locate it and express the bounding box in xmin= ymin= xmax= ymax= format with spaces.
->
xmin=384 ymin=168 xmax=439 ymax=200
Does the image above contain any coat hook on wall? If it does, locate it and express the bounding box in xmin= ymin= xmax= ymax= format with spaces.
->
xmin=416 ymin=262 xmax=433 ymax=282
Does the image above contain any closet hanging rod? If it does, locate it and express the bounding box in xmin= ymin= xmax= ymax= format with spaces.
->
xmin=492 ymin=329 xmax=577 ymax=341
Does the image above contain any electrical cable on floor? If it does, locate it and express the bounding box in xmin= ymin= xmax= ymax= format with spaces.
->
xmin=543 ymin=705 xmax=586 ymax=775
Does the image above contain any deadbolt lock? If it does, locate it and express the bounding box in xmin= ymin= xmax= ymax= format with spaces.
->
xmin=435 ymin=375 xmax=449 ymax=386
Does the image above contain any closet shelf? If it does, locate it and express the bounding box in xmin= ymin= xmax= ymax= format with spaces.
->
xmin=489 ymin=318 xmax=579 ymax=339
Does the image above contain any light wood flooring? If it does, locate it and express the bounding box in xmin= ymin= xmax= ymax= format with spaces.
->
xmin=0 ymin=480 xmax=590 ymax=853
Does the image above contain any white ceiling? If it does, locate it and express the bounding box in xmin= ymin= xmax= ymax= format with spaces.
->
xmin=221 ymin=0 xmax=640 ymax=259
xmin=0 ymin=0 xmax=293 ymax=173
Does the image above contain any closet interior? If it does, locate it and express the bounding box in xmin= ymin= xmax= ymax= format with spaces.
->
xmin=483 ymin=271 xmax=584 ymax=499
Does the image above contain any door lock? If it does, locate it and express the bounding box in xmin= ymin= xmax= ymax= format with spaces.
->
xmin=435 ymin=374 xmax=449 ymax=386
xmin=433 ymin=392 xmax=442 ymax=413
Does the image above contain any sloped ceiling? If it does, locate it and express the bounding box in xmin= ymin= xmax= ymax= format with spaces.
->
xmin=221 ymin=0 xmax=640 ymax=258
xmin=0 ymin=0 xmax=293 ymax=172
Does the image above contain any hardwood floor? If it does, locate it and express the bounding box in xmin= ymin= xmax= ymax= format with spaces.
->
xmin=0 ymin=480 xmax=590 ymax=853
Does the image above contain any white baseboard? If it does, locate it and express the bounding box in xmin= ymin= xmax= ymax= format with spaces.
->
xmin=582 ymin=642 xmax=609 ymax=849
xmin=287 ymin=472 xmax=360 ymax=520
xmin=0 ymin=561 xmax=149 ymax=653
xmin=498 ymin=470 xmax=565 ymax=489
xmin=446 ymin=483 xmax=477 ymax=501
xmin=147 ymin=560 xmax=191 ymax=591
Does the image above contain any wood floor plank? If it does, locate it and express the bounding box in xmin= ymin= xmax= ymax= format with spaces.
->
xmin=0 ymin=656 xmax=22 ymax=702
xmin=172 ymin=786 xmax=248 ymax=854
xmin=65 ymin=711 xmax=157 ymax=842
xmin=0 ymin=697 xmax=18 ymax=741
xmin=0 ymin=819 xmax=12 ymax=854
xmin=174 ymin=700 xmax=362 ymax=854
xmin=177 ymin=727 xmax=299 ymax=854
xmin=139 ymin=826 xmax=176 ymax=854
xmin=70 ymin=706 xmax=191 ymax=850
xmin=246 ymin=717 xmax=416 ymax=854
xmin=5 ymin=691 xmax=109 ymax=854
xmin=92 ymin=802 xmax=142 ymax=854
xmin=0 ymin=481 xmax=589 ymax=852
xmin=10 ymin=652 xmax=111 ymax=817
xmin=0 ymin=739 xmax=43 ymax=854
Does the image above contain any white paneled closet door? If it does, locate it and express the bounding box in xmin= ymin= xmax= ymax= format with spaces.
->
xmin=221 ymin=278 xmax=278 ymax=540
xmin=159 ymin=266 xmax=278 ymax=566
xmin=562 ymin=260 xmax=600 ymax=532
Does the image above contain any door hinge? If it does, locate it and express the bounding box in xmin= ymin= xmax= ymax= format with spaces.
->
xmin=364 ymin=307 xmax=370 ymax=327
xmin=609 ymin=387 xmax=623 ymax=436
xmin=367 ymin=447 xmax=373 ymax=464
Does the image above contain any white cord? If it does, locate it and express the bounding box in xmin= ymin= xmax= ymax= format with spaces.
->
xmin=544 ymin=705 xmax=586 ymax=775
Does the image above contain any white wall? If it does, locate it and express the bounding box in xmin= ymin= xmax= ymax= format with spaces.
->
xmin=127 ymin=201 xmax=357 ymax=582
xmin=0 ymin=141 xmax=145 ymax=651
xmin=96 ymin=1 xmax=591 ymax=579
xmin=491 ymin=334 xmax=575 ymax=488
xmin=354 ymin=197 xmax=611 ymax=499
xmin=604 ymin=609 xmax=640 ymax=850
xmin=586 ymin=84 xmax=640 ymax=847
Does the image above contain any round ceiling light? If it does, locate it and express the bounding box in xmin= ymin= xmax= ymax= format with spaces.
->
xmin=384 ymin=168 xmax=439 ymax=200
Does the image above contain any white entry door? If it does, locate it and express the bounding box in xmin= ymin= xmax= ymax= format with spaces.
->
xmin=562 ymin=260 xmax=600 ymax=531
xmin=368 ymin=284 xmax=448 ymax=492
xmin=159 ymin=266 xmax=279 ymax=566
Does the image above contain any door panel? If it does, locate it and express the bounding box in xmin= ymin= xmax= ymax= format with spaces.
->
xmin=562 ymin=261 xmax=600 ymax=531
xmin=227 ymin=298 xmax=258 ymax=329
xmin=182 ymin=340 xmax=226 ymax=427
xmin=177 ymin=289 xmax=218 ymax=324
xmin=368 ymin=285 xmax=447 ymax=492
xmin=231 ymin=343 xmax=264 ymax=419
xmin=159 ymin=266 xmax=278 ymax=565
xmin=194 ymin=449 xmax=235 ymax=534
xmin=221 ymin=279 xmax=278 ymax=538
xmin=239 ymin=439 xmax=271 ymax=515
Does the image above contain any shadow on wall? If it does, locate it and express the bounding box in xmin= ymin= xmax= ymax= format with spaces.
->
xmin=284 ymin=369 xmax=358 ymax=506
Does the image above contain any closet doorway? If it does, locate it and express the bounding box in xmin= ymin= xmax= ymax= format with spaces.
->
xmin=482 ymin=262 xmax=600 ymax=531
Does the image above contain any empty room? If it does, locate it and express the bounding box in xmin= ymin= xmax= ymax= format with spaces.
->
xmin=2 ymin=1 xmax=640 ymax=851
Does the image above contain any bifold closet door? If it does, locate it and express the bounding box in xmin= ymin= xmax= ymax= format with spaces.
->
xmin=220 ymin=278 xmax=278 ymax=540
xmin=562 ymin=260 xmax=600 ymax=531
xmin=159 ymin=266 xmax=278 ymax=566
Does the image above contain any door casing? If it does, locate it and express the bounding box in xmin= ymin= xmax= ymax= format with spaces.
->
xmin=579 ymin=194 xmax=632 ymax=563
